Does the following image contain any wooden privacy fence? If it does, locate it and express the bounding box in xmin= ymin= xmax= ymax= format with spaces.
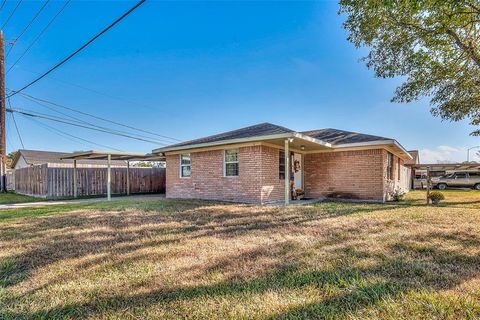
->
xmin=15 ymin=164 xmax=165 ymax=198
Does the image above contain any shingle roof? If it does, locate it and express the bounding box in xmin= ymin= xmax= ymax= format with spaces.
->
xmin=300 ymin=128 xmax=391 ymax=145
xmin=164 ymin=122 xmax=294 ymax=148
xmin=14 ymin=149 xmax=127 ymax=167
xmin=154 ymin=123 xmax=402 ymax=153
xmin=405 ymin=150 xmax=419 ymax=165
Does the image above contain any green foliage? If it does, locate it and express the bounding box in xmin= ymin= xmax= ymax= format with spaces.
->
xmin=390 ymin=188 xmax=406 ymax=202
xmin=429 ymin=191 xmax=446 ymax=204
xmin=133 ymin=161 xmax=165 ymax=168
xmin=6 ymin=151 xmax=18 ymax=169
xmin=339 ymin=0 xmax=480 ymax=135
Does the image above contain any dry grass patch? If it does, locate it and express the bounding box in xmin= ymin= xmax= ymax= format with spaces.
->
xmin=1 ymin=194 xmax=480 ymax=319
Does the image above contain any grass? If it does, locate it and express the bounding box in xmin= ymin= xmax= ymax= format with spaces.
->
xmin=0 ymin=192 xmax=45 ymax=204
xmin=0 ymin=190 xmax=480 ymax=319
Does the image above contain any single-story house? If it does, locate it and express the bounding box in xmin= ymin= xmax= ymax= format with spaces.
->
xmin=152 ymin=122 xmax=414 ymax=204
xmin=11 ymin=149 xmax=128 ymax=170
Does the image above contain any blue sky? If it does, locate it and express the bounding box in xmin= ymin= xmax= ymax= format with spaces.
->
xmin=2 ymin=0 xmax=479 ymax=162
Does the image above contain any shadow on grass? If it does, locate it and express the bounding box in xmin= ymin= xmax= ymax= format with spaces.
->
xmin=5 ymin=231 xmax=480 ymax=319
xmin=3 ymin=198 xmax=480 ymax=318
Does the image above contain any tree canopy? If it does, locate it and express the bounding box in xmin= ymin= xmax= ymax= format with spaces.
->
xmin=339 ymin=0 xmax=480 ymax=135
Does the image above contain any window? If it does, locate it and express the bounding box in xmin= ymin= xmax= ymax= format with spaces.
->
xmin=224 ymin=149 xmax=239 ymax=176
xmin=180 ymin=154 xmax=191 ymax=177
xmin=455 ymin=173 xmax=467 ymax=179
xmin=279 ymin=150 xmax=285 ymax=180
xmin=386 ymin=152 xmax=394 ymax=180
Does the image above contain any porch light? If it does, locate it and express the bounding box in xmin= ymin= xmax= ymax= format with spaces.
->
xmin=300 ymin=145 xmax=305 ymax=151
xmin=288 ymin=138 xmax=294 ymax=143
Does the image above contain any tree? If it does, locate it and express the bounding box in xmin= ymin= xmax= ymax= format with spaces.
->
xmin=6 ymin=151 xmax=18 ymax=169
xmin=133 ymin=161 xmax=165 ymax=168
xmin=339 ymin=0 xmax=480 ymax=135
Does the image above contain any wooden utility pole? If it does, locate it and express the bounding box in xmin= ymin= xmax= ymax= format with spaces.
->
xmin=0 ymin=31 xmax=6 ymax=192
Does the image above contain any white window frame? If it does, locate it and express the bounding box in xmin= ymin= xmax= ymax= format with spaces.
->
xmin=224 ymin=149 xmax=239 ymax=177
xmin=179 ymin=153 xmax=191 ymax=178
xmin=386 ymin=152 xmax=393 ymax=180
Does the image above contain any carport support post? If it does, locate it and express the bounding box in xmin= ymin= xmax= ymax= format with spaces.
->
xmin=426 ymin=166 xmax=431 ymax=205
xmin=107 ymin=154 xmax=111 ymax=201
xmin=126 ymin=160 xmax=130 ymax=196
xmin=285 ymin=139 xmax=290 ymax=205
xmin=73 ymin=160 xmax=77 ymax=198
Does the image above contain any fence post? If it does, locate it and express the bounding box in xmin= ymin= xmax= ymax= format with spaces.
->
xmin=107 ymin=154 xmax=111 ymax=201
xmin=73 ymin=160 xmax=77 ymax=198
xmin=126 ymin=160 xmax=130 ymax=196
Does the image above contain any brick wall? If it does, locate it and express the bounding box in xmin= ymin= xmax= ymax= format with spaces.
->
xmin=383 ymin=151 xmax=411 ymax=200
xmin=304 ymin=149 xmax=385 ymax=201
xmin=166 ymin=145 xmax=411 ymax=203
xmin=166 ymin=145 xmax=285 ymax=203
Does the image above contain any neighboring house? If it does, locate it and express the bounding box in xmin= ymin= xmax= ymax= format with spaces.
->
xmin=152 ymin=122 xmax=413 ymax=204
xmin=405 ymin=150 xmax=419 ymax=166
xmin=11 ymin=149 xmax=127 ymax=170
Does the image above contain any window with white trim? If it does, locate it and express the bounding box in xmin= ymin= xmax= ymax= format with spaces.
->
xmin=224 ymin=149 xmax=239 ymax=176
xmin=386 ymin=152 xmax=394 ymax=180
xmin=180 ymin=154 xmax=191 ymax=177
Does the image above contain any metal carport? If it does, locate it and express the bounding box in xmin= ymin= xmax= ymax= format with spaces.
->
xmin=62 ymin=150 xmax=165 ymax=200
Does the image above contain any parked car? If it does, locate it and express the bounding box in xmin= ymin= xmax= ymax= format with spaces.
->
xmin=433 ymin=172 xmax=480 ymax=190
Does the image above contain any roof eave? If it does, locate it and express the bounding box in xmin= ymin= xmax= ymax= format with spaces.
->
xmin=152 ymin=133 xmax=295 ymax=153
xmin=334 ymin=140 xmax=413 ymax=160
xmin=152 ymin=132 xmax=333 ymax=154
xmin=292 ymin=132 xmax=332 ymax=148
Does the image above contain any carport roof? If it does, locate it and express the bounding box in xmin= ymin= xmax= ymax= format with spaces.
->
xmin=61 ymin=150 xmax=165 ymax=161
xmin=409 ymin=163 xmax=480 ymax=170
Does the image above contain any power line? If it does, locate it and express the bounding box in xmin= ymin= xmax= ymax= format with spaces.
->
xmin=6 ymin=0 xmax=70 ymax=75
xmin=1 ymin=0 xmax=22 ymax=30
xmin=23 ymin=115 xmax=123 ymax=151
xmin=16 ymin=91 xmax=180 ymax=142
xmin=10 ymin=110 xmax=24 ymax=148
xmin=0 ymin=0 xmax=7 ymax=12
xmin=7 ymin=98 xmax=24 ymax=148
xmin=12 ymin=103 xmax=171 ymax=144
xmin=10 ymin=65 xmax=157 ymax=110
xmin=6 ymin=114 xmax=16 ymax=151
xmin=5 ymin=0 xmax=50 ymax=58
xmin=9 ymin=92 xmax=176 ymax=144
xmin=8 ymin=0 xmax=146 ymax=97
xmin=7 ymin=108 xmax=169 ymax=145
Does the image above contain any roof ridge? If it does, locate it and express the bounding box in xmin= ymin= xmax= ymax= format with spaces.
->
xmin=162 ymin=122 xmax=294 ymax=149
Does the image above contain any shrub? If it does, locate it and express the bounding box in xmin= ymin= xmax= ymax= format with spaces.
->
xmin=390 ymin=189 xmax=405 ymax=202
xmin=429 ymin=191 xmax=445 ymax=205
xmin=296 ymin=188 xmax=305 ymax=196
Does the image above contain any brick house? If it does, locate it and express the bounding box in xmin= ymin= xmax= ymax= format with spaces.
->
xmin=152 ymin=123 xmax=413 ymax=204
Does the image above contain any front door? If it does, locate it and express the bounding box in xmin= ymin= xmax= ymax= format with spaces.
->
xmin=292 ymin=153 xmax=303 ymax=191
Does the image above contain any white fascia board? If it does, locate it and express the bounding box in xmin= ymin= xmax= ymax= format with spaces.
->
xmin=334 ymin=139 xmax=413 ymax=160
xmin=152 ymin=133 xmax=296 ymax=154
xmin=292 ymin=132 xmax=332 ymax=148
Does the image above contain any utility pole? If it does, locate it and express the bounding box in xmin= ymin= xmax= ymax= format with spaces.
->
xmin=0 ymin=31 xmax=6 ymax=192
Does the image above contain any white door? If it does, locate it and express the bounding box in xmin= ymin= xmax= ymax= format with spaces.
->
xmin=292 ymin=153 xmax=302 ymax=191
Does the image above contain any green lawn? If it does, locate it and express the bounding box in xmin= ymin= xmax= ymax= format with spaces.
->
xmin=1 ymin=190 xmax=480 ymax=319
xmin=0 ymin=192 xmax=45 ymax=204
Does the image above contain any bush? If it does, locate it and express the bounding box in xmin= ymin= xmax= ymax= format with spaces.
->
xmin=390 ymin=189 xmax=405 ymax=202
xmin=429 ymin=191 xmax=445 ymax=205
